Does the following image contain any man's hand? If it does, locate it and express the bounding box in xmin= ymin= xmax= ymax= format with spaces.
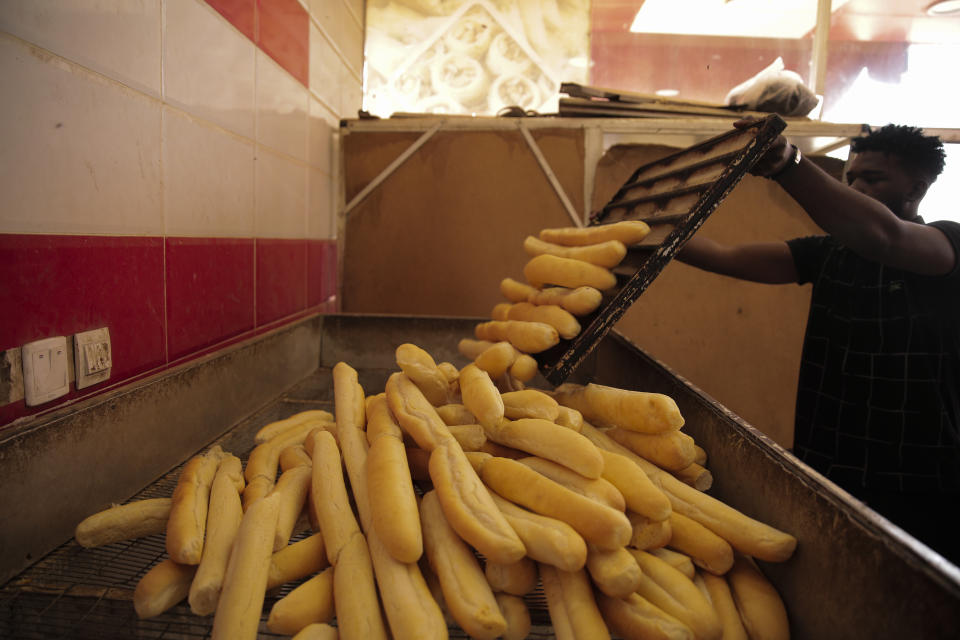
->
xmin=734 ymin=117 xmax=793 ymax=178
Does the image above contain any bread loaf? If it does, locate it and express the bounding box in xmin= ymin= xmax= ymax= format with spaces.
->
xmin=671 ymin=462 xmax=713 ymax=491
xmin=486 ymin=418 xmax=605 ymax=479
xmin=495 ymin=592 xmax=532 ymax=640
xmin=396 ymin=343 xmax=449 ymax=406
xmin=554 ymin=383 xmax=684 ymax=433
xmin=528 ymin=286 xmax=603 ymax=316
xmin=523 ymin=254 xmax=617 ymax=290
xmin=211 ymin=493 xmax=281 ymax=640
xmin=188 ymin=455 xmax=245 ymax=615
xmin=266 ymin=532 xmax=328 ymax=590
xmin=167 ymin=446 xmax=225 ymax=565
xmin=386 ymin=372 xmax=457 ymax=452
xmin=270 ymin=466 xmax=312 ymax=551
xmin=367 ymin=429 xmax=423 ymax=563
xmin=500 ymin=389 xmax=560 ymax=421
xmin=266 ymin=567 xmax=335 ymax=635
xmin=484 ymin=557 xmax=539 ymax=596
xmin=607 ymin=427 xmax=697 ymax=471
xmin=650 ymin=547 xmax=696 ymax=580
xmin=278 ymin=444 xmax=312 ymax=471
xmin=475 ymin=319 xmax=560 ymax=354
xmin=459 ymin=363 xmax=505 ymax=431
xmin=597 ymin=591 xmax=694 ymax=640
xmin=509 ymin=354 xmax=540 ymax=382
xmin=628 ymin=512 xmax=673 ymax=550
xmin=523 ymin=235 xmax=627 ymax=268
xmin=500 ymin=277 xmax=539 ymax=303
xmin=254 ymin=410 xmax=334 ymax=444
xmin=473 ymin=341 xmax=519 ymax=378
xmin=75 ymin=498 xmax=172 ymax=548
xmin=133 ymin=558 xmax=197 ymax=619
xmin=435 ymin=403 xmax=478 ymax=426
xmin=668 ymin=511 xmax=734 ymax=575
xmin=518 ymin=456 xmax=625 ymax=511
xmin=630 ymin=550 xmax=722 ymax=640
xmin=506 ymin=301 xmax=581 ymax=340
xmin=539 ymin=564 xmax=611 ymax=640
xmin=726 ymin=555 xmax=789 ymax=640
xmin=585 ymin=543 xmax=643 ymax=598
xmin=420 ymin=490 xmax=508 ymax=640
xmin=291 ymin=623 xmax=339 ymax=640
xmin=539 ymin=220 xmax=651 ymax=246
xmin=698 ymin=571 xmax=749 ymax=640
xmin=598 ymin=448 xmax=672 ymax=522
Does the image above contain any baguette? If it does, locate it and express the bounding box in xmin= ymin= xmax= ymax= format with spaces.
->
xmin=506 ymin=301 xmax=581 ymax=340
xmin=698 ymin=572 xmax=749 ymax=640
xmin=597 ymin=592 xmax=694 ymax=640
xmin=292 ymin=623 xmax=339 ymax=640
xmin=241 ymin=475 xmax=274 ymax=511
xmin=75 ymin=498 xmax=172 ymax=548
xmin=500 ymin=277 xmax=539 ymax=303
xmin=421 ymin=490 xmax=508 ymax=640
xmin=334 ymin=532 xmax=389 ymax=640
xmin=484 ymin=557 xmax=539 ymax=596
xmin=396 ymin=343 xmax=449 ymax=406
xmin=474 ymin=341 xmax=518 ymax=378
xmin=310 ymin=430 xmax=361 ymax=565
xmin=133 ymin=558 xmax=197 ymax=619
xmin=279 ymin=444 xmax=312 ymax=471
xmin=255 ymin=410 xmax=334 ymax=444
xmin=528 ymin=286 xmax=603 ymax=316
xmin=167 ymin=446 xmax=225 ymax=565
xmin=694 ymin=444 xmax=708 ymax=466
xmin=458 ymin=337 xmax=497 ymax=360
xmin=607 ymin=427 xmax=697 ymax=471
xmin=518 ymin=456 xmax=625 ymax=511
xmin=266 ymin=532 xmax=328 ymax=590
xmin=586 ymin=543 xmax=643 ymax=598
xmin=270 ymin=466 xmax=312 ymax=551
xmin=539 ymin=220 xmax=651 ymax=247
xmin=245 ymin=419 xmax=333 ymax=482
xmin=500 ymin=389 xmax=560 ymax=421
xmin=539 ymin=564 xmax=610 ymax=640
xmin=630 ymin=550 xmax=722 ymax=640
xmin=386 ymin=372 xmax=457 ymax=452
xmin=448 ymin=424 xmax=487 ymax=451
xmin=580 ymin=422 xmax=797 ymax=562
xmin=491 ymin=302 xmax=512 ymax=320
xmin=474 ymin=319 xmax=560 ymax=354
xmin=672 ymin=462 xmax=713 ymax=491
xmin=479 ymin=456 xmax=631 ymax=550
xmin=555 ymin=406 xmax=583 ymax=431
xmin=628 ymin=512 xmax=673 ymax=550
xmin=211 ymin=493 xmax=281 ymax=640
xmin=668 ymin=511 xmax=734 ymax=575
xmin=335 ymin=366 xmax=446 ymax=640
xmin=429 ymin=443 xmax=526 ymax=564
xmin=523 ymin=235 xmax=627 ymax=268
xmin=726 ymin=555 xmax=790 ymax=640
xmin=367 ymin=429 xmax=423 ymax=563
xmin=486 ymin=418 xmax=605 ymax=479
xmin=650 ymin=548 xmax=696 ymax=580
xmin=459 ymin=363 xmax=505 ymax=431
xmin=365 ymin=393 xmax=403 ymax=441
xmin=435 ymin=403 xmax=477 ymax=426
xmin=598 ymin=448 xmax=672 ymax=522
xmin=509 ymin=354 xmax=540 ymax=382
xmin=488 ymin=492 xmax=587 ymax=572
xmin=266 ymin=567 xmax=335 ymax=635
xmin=554 ymin=383 xmax=684 ymax=433
xmin=188 ymin=455 xmax=244 ymax=615
xmin=523 ymin=254 xmax=617 ymax=290
xmin=495 ymin=592 xmax=532 ymax=640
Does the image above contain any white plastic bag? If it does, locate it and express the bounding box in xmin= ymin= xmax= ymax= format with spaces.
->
xmin=725 ymin=57 xmax=819 ymax=117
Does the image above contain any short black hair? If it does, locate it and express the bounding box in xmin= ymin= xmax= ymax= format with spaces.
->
xmin=851 ymin=124 xmax=946 ymax=182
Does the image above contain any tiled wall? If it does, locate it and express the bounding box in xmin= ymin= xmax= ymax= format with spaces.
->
xmin=0 ymin=0 xmax=364 ymax=428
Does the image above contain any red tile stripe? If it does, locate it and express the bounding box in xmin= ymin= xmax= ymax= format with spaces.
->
xmin=205 ymin=0 xmax=309 ymax=88
xmin=1 ymin=234 xmax=336 ymax=428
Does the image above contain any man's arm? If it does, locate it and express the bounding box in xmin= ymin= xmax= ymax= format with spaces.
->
xmin=753 ymin=132 xmax=956 ymax=276
xmin=674 ymin=235 xmax=798 ymax=284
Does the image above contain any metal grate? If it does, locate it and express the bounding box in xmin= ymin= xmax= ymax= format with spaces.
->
xmin=535 ymin=114 xmax=787 ymax=385
xmin=0 ymin=371 xmax=557 ymax=638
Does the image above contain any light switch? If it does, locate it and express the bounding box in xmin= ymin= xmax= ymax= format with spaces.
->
xmin=22 ymin=336 xmax=70 ymax=406
xmin=74 ymin=327 xmax=112 ymax=389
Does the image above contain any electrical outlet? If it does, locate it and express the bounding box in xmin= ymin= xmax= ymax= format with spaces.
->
xmin=74 ymin=327 xmax=112 ymax=390
xmin=22 ymin=337 xmax=70 ymax=406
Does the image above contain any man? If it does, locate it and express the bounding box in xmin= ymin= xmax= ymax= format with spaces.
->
xmin=678 ymin=122 xmax=960 ymax=563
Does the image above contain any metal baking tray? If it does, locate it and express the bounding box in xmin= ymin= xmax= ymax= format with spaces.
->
xmin=535 ymin=114 xmax=786 ymax=384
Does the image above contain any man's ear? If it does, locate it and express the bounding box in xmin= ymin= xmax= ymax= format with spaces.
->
xmin=907 ymin=179 xmax=930 ymax=203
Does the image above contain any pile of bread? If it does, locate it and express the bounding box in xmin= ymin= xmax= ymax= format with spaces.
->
xmin=75 ymin=345 xmax=796 ymax=640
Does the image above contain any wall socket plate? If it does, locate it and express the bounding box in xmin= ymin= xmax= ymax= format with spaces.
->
xmin=21 ymin=336 xmax=70 ymax=406
xmin=74 ymin=327 xmax=112 ymax=390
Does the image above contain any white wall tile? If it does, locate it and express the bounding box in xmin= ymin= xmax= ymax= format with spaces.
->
xmin=340 ymin=64 xmax=363 ymax=119
xmin=308 ymin=97 xmax=335 ymax=172
xmin=345 ymin=0 xmax=364 ymax=26
xmin=309 ymin=22 xmax=342 ymax=117
xmin=0 ymin=0 xmax=162 ymax=97
xmin=308 ymin=167 xmax=334 ymax=240
xmin=163 ymin=107 xmax=255 ymax=237
xmin=0 ymin=35 xmax=162 ymax=235
xmin=256 ymin=51 xmax=309 ymax=161
xmin=164 ymin=0 xmax=255 ymax=139
xmin=256 ymin=148 xmax=307 ymax=239
xmin=308 ymin=0 xmax=362 ymax=78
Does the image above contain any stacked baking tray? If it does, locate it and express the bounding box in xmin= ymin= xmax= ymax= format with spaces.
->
xmin=536 ymin=114 xmax=785 ymax=384
xmin=2 ymin=314 xmax=959 ymax=639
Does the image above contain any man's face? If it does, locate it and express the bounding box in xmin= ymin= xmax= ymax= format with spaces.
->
xmin=844 ymin=150 xmax=920 ymax=219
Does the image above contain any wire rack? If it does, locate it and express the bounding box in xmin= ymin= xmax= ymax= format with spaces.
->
xmin=0 ymin=369 xmax=557 ymax=639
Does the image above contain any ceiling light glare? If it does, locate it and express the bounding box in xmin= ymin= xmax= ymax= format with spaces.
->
xmin=927 ymin=0 xmax=960 ymax=14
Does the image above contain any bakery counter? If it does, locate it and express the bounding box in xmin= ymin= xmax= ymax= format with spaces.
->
xmin=2 ymin=313 xmax=960 ymax=638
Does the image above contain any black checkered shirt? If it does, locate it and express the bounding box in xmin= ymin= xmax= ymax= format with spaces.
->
xmin=788 ymin=220 xmax=960 ymax=496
